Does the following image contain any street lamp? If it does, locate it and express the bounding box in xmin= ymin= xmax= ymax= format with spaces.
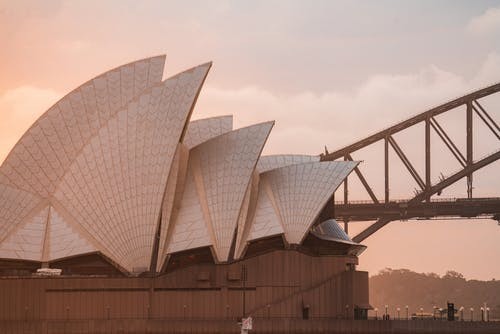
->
xmin=470 ymin=307 xmax=474 ymax=322
xmin=439 ymin=308 xmax=443 ymax=320
xmin=397 ymin=307 xmax=400 ymax=320
xmin=486 ymin=307 xmax=490 ymax=322
xmin=420 ymin=307 xmax=424 ymax=320
xmin=459 ymin=306 xmax=464 ymax=321
xmin=385 ymin=305 xmax=388 ymax=320
xmin=346 ymin=304 xmax=350 ymax=319
xmin=480 ymin=307 xmax=484 ymax=321
xmin=374 ymin=308 xmax=378 ymax=320
xmin=433 ymin=306 xmax=437 ymax=320
xmin=405 ymin=305 xmax=409 ymax=320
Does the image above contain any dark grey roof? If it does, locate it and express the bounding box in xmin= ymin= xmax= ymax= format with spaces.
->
xmin=311 ymin=219 xmax=353 ymax=243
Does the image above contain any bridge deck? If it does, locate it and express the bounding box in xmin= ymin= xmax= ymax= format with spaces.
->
xmin=333 ymin=197 xmax=500 ymax=222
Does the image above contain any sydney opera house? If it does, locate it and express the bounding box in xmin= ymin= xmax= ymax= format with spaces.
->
xmin=0 ymin=56 xmax=370 ymax=328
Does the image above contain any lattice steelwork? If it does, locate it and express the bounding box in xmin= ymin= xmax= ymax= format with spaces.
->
xmin=321 ymin=82 xmax=500 ymax=242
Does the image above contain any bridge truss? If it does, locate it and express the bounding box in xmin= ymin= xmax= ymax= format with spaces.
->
xmin=320 ymin=83 xmax=500 ymax=243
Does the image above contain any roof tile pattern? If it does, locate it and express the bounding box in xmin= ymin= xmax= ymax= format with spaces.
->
xmin=0 ymin=206 xmax=48 ymax=261
xmin=247 ymin=183 xmax=284 ymax=242
xmin=234 ymin=171 xmax=260 ymax=259
xmin=0 ymin=57 xmax=360 ymax=273
xmin=260 ymin=161 xmax=357 ymax=244
xmin=188 ymin=122 xmax=274 ymax=261
xmin=52 ymin=63 xmax=211 ymax=272
xmin=257 ymin=154 xmax=320 ymax=173
xmin=0 ymin=56 xmax=165 ymax=198
xmin=183 ymin=115 xmax=233 ymax=149
xmin=0 ymin=184 xmax=42 ymax=240
xmin=167 ymin=165 xmax=211 ymax=254
xmin=48 ymin=206 xmax=96 ymax=261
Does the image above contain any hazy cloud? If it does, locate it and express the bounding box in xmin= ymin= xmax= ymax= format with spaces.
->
xmin=467 ymin=5 xmax=500 ymax=34
xmin=196 ymin=53 xmax=500 ymax=157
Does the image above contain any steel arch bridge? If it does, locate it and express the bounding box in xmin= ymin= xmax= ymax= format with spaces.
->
xmin=319 ymin=82 xmax=500 ymax=243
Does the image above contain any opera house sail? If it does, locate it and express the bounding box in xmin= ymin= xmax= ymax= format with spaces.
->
xmin=0 ymin=56 xmax=371 ymax=324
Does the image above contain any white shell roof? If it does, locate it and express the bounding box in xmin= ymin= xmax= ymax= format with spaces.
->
xmin=246 ymin=180 xmax=284 ymax=242
xmin=0 ymin=57 xmax=165 ymax=252
xmin=252 ymin=161 xmax=357 ymax=245
xmin=47 ymin=205 xmax=96 ymax=261
xmin=52 ymin=63 xmax=211 ymax=272
xmin=0 ymin=57 xmax=213 ymax=272
xmin=257 ymin=154 xmax=320 ymax=173
xmin=167 ymin=122 xmax=274 ymax=262
xmin=183 ymin=115 xmax=233 ymax=149
xmin=0 ymin=56 xmax=165 ymax=199
xmin=0 ymin=57 xmax=360 ymax=273
xmin=166 ymin=164 xmax=212 ymax=254
xmin=0 ymin=206 xmax=48 ymax=261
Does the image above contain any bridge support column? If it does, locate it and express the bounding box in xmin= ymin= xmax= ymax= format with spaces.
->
xmin=467 ymin=101 xmax=473 ymax=199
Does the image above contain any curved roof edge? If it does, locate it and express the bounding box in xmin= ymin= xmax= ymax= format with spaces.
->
xmin=261 ymin=160 xmax=359 ymax=245
xmin=257 ymin=154 xmax=320 ymax=173
xmin=310 ymin=219 xmax=367 ymax=256
xmin=0 ymin=55 xmax=166 ymax=171
xmin=177 ymin=121 xmax=274 ymax=262
xmin=183 ymin=115 xmax=233 ymax=149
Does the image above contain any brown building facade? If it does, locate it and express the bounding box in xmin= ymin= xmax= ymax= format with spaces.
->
xmin=0 ymin=247 xmax=369 ymax=322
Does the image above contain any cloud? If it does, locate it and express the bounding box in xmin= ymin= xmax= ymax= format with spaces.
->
xmin=196 ymin=54 xmax=500 ymax=156
xmin=0 ymin=86 xmax=60 ymax=164
xmin=194 ymin=53 xmax=500 ymax=200
xmin=466 ymin=6 xmax=500 ymax=35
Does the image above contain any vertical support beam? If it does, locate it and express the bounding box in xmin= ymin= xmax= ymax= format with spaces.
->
xmin=425 ymin=118 xmax=431 ymax=202
xmin=343 ymin=155 xmax=348 ymax=204
xmin=466 ymin=102 xmax=473 ymax=198
xmin=343 ymin=155 xmax=349 ymax=234
xmin=384 ymin=136 xmax=389 ymax=203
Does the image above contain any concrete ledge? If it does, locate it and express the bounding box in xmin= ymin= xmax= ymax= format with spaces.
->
xmin=0 ymin=319 xmax=499 ymax=334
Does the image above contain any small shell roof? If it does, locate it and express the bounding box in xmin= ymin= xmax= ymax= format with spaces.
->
xmin=311 ymin=219 xmax=353 ymax=243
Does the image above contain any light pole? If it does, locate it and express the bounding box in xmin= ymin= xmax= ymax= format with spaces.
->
xmin=480 ymin=307 xmax=484 ymax=321
xmin=374 ymin=308 xmax=378 ymax=320
xmin=433 ymin=306 xmax=437 ymax=320
xmin=241 ymin=265 xmax=247 ymax=320
xmin=405 ymin=305 xmax=409 ymax=320
xmin=397 ymin=307 xmax=400 ymax=320
xmin=345 ymin=304 xmax=350 ymax=319
xmin=486 ymin=307 xmax=490 ymax=322
xmin=439 ymin=308 xmax=443 ymax=320
xmin=470 ymin=307 xmax=474 ymax=322
xmin=459 ymin=307 xmax=464 ymax=321
xmin=420 ymin=307 xmax=423 ymax=320
xmin=385 ymin=305 xmax=388 ymax=320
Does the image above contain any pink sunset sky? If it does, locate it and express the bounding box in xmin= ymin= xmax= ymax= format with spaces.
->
xmin=0 ymin=0 xmax=499 ymax=279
